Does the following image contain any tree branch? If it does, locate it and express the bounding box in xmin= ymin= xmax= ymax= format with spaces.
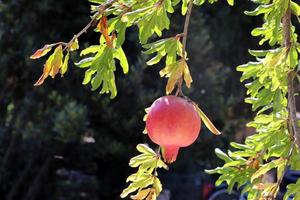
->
xmin=61 ymin=0 xmax=118 ymax=51
xmin=284 ymin=1 xmax=300 ymax=152
xmin=176 ymin=0 xmax=193 ymax=95
xmin=182 ymin=0 xmax=193 ymax=59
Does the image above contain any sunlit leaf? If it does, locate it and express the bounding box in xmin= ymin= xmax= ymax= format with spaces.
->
xmin=136 ymin=144 xmax=156 ymax=155
xmin=160 ymin=59 xmax=192 ymax=94
xmin=114 ymin=47 xmax=129 ymax=73
xmin=251 ymin=158 xmax=284 ymax=182
xmin=227 ymin=0 xmax=234 ymax=6
xmin=34 ymin=45 xmax=63 ymax=86
xmin=70 ymin=38 xmax=79 ymax=51
xmin=49 ymin=45 xmax=63 ymax=78
xmin=194 ymin=104 xmax=221 ymax=135
xmin=60 ymin=52 xmax=70 ymax=76
xmin=130 ymin=188 xmax=151 ymax=200
xmin=30 ymin=44 xmax=52 ymax=59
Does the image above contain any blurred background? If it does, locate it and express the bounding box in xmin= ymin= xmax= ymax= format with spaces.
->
xmin=0 ymin=0 xmax=260 ymax=199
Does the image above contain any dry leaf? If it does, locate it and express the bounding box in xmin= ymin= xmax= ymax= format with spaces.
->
xmin=98 ymin=16 xmax=113 ymax=48
xmin=194 ymin=104 xmax=221 ymax=135
xmin=160 ymin=60 xmax=193 ymax=94
xmin=30 ymin=44 xmax=52 ymax=59
xmin=34 ymin=45 xmax=63 ymax=86
xmin=130 ymin=188 xmax=151 ymax=200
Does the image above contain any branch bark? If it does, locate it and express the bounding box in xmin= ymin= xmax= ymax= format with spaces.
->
xmin=284 ymin=1 xmax=300 ymax=152
xmin=182 ymin=0 xmax=193 ymax=60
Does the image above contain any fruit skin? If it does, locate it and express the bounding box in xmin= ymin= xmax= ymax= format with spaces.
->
xmin=146 ymin=95 xmax=201 ymax=163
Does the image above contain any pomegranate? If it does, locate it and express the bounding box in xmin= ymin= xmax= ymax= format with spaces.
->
xmin=146 ymin=95 xmax=201 ymax=163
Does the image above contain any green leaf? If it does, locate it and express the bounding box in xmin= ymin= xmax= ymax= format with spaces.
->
xmin=82 ymin=69 xmax=96 ymax=85
xmin=136 ymin=144 xmax=156 ymax=155
xmin=214 ymin=148 xmax=232 ymax=163
xmin=182 ymin=0 xmax=188 ymax=15
xmin=114 ymin=47 xmax=129 ymax=73
xmin=120 ymin=175 xmax=154 ymax=198
xmin=193 ymin=0 xmax=205 ymax=6
xmin=244 ymin=4 xmax=273 ymax=16
xmin=136 ymin=3 xmax=171 ymax=44
xmin=284 ymin=178 xmax=300 ymax=200
xmin=60 ymin=52 xmax=70 ymax=76
xmin=80 ymin=45 xmax=102 ymax=56
xmin=227 ymin=0 xmax=234 ymax=6
xmin=251 ymin=158 xmax=284 ymax=182
xmin=129 ymin=154 xmax=154 ymax=168
xmin=75 ymin=57 xmax=94 ymax=68
xmin=153 ymin=177 xmax=162 ymax=194
xmin=287 ymin=46 xmax=298 ymax=69
xmin=291 ymin=2 xmax=300 ymax=17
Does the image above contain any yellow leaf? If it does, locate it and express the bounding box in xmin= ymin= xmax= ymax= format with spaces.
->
xmin=146 ymin=190 xmax=157 ymax=200
xmin=182 ymin=61 xmax=192 ymax=88
xmin=263 ymin=48 xmax=287 ymax=68
xmin=34 ymin=60 xmax=52 ymax=86
xmin=160 ymin=60 xmax=193 ymax=94
xmin=34 ymin=45 xmax=63 ymax=86
xmin=194 ymin=104 xmax=221 ymax=135
xmin=60 ymin=52 xmax=70 ymax=76
xmin=30 ymin=44 xmax=52 ymax=59
xmin=70 ymin=38 xmax=79 ymax=51
xmin=49 ymin=45 xmax=63 ymax=78
xmin=143 ymin=107 xmax=150 ymax=134
xmin=130 ymin=188 xmax=151 ymax=200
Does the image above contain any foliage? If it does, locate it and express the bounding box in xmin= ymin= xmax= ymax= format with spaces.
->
xmin=8 ymin=0 xmax=300 ymax=199
xmin=207 ymin=0 xmax=300 ymax=199
xmin=29 ymin=0 xmax=235 ymax=198
xmin=121 ymin=144 xmax=167 ymax=199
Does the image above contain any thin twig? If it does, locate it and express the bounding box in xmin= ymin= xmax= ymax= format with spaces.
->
xmin=61 ymin=0 xmax=118 ymax=51
xmin=176 ymin=0 xmax=193 ymax=95
xmin=182 ymin=0 xmax=193 ymax=59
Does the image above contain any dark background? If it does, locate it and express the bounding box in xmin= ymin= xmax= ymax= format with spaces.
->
xmin=0 ymin=0 xmax=259 ymax=199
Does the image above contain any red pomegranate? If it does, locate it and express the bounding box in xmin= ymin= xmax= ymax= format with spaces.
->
xmin=146 ymin=95 xmax=201 ymax=163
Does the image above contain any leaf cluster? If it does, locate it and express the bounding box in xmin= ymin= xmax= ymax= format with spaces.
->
xmin=208 ymin=0 xmax=300 ymax=199
xmin=120 ymin=144 xmax=168 ymax=200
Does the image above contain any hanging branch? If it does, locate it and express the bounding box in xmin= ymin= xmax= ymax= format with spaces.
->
xmin=285 ymin=1 xmax=300 ymax=152
xmin=269 ymin=2 xmax=300 ymax=198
